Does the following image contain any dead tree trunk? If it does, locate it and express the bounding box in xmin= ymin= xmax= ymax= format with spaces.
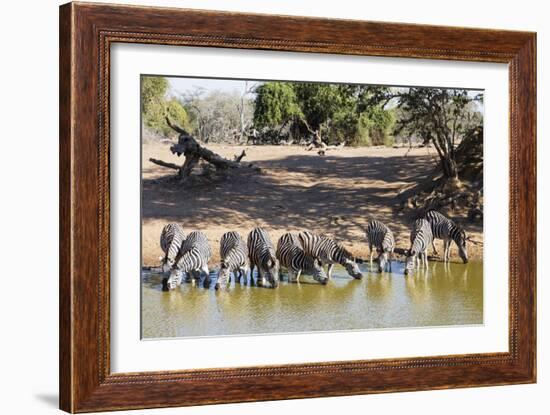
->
xmin=150 ymin=117 xmax=255 ymax=182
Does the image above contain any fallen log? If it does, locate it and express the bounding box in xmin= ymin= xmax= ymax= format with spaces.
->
xmin=149 ymin=158 xmax=180 ymax=170
xmin=152 ymin=117 xmax=256 ymax=181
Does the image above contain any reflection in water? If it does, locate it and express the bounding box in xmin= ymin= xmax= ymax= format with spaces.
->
xmin=141 ymin=261 xmax=483 ymax=338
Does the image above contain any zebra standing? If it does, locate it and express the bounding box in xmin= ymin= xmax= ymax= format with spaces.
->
xmin=365 ymin=219 xmax=395 ymax=272
xmin=215 ymin=231 xmax=249 ymax=290
xmin=276 ymin=233 xmax=328 ymax=284
xmin=298 ymin=231 xmax=363 ymax=280
xmin=159 ymin=223 xmax=186 ymax=273
xmin=164 ymin=231 xmax=212 ymax=291
xmin=405 ymin=218 xmax=433 ymax=275
xmin=247 ymin=228 xmax=280 ymax=288
xmin=424 ymin=210 xmax=468 ymax=263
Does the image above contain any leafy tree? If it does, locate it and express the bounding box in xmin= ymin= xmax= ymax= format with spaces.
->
xmin=393 ymin=88 xmax=482 ymax=183
xmin=141 ymin=77 xmax=168 ymax=114
xmin=253 ymin=82 xmax=301 ymax=129
xmin=141 ymin=76 xmax=190 ymax=137
xmin=253 ymin=82 xmax=396 ymax=146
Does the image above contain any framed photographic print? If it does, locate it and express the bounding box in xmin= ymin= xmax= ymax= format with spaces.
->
xmin=59 ymin=2 xmax=536 ymax=412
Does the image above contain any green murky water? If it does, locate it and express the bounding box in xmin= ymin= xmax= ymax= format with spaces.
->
xmin=141 ymin=261 xmax=483 ymax=339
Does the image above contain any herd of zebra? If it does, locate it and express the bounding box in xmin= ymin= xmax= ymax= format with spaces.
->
xmin=158 ymin=210 xmax=469 ymax=291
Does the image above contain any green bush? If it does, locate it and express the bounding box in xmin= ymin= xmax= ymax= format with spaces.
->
xmin=141 ymin=76 xmax=190 ymax=137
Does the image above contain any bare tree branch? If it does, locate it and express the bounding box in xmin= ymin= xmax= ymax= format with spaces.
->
xmin=149 ymin=158 xmax=180 ymax=170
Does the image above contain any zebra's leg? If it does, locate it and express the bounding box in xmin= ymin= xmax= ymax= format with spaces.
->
xmin=444 ymin=240 xmax=451 ymax=262
xmin=257 ymin=268 xmax=266 ymax=287
xmin=432 ymin=241 xmax=439 ymax=257
xmin=389 ymin=251 xmax=393 ymax=272
xmin=243 ymin=266 xmax=250 ymax=285
xmin=249 ymin=263 xmax=255 ymax=286
xmin=295 ymin=269 xmax=302 ymax=284
xmin=369 ymin=245 xmax=374 ymax=267
xmin=327 ymin=263 xmax=334 ymax=279
xmin=202 ymin=265 xmax=211 ymax=288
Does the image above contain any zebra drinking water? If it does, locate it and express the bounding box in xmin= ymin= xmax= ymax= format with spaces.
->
xmin=276 ymin=233 xmax=328 ymax=284
xmin=405 ymin=218 xmax=433 ymax=275
xmin=247 ymin=228 xmax=280 ymax=288
xmin=298 ymin=231 xmax=362 ymax=279
xmin=424 ymin=210 xmax=468 ymax=263
xmin=365 ymin=219 xmax=395 ymax=272
xmin=159 ymin=223 xmax=186 ymax=273
xmin=215 ymin=231 xmax=249 ymax=290
xmin=164 ymin=231 xmax=212 ymax=291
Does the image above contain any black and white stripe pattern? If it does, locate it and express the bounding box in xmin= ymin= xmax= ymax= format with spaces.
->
xmin=215 ymin=231 xmax=249 ymax=290
xmin=276 ymin=233 xmax=328 ymax=284
xmin=159 ymin=223 xmax=186 ymax=273
xmin=298 ymin=231 xmax=362 ymax=279
xmin=365 ymin=219 xmax=395 ymax=272
xmin=247 ymin=228 xmax=280 ymax=288
xmin=424 ymin=210 xmax=468 ymax=263
xmin=405 ymin=219 xmax=433 ymax=275
xmin=164 ymin=231 xmax=212 ymax=290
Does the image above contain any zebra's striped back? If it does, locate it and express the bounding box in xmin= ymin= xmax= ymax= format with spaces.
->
xmin=247 ymin=228 xmax=279 ymax=288
xmin=365 ymin=220 xmax=395 ymax=253
xmin=298 ymin=231 xmax=362 ymax=279
xmin=220 ymin=231 xmax=248 ymax=271
xmin=365 ymin=220 xmax=395 ymax=272
xmin=165 ymin=231 xmax=211 ymax=290
xmin=409 ymin=219 xmax=433 ymax=254
xmin=159 ymin=223 xmax=186 ymax=272
xmin=216 ymin=231 xmax=249 ymax=289
xmin=405 ymin=219 xmax=433 ymax=275
xmin=424 ymin=210 xmax=468 ymax=263
xmin=276 ymin=233 xmax=327 ymax=284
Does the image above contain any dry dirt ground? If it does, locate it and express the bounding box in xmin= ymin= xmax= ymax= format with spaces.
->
xmin=141 ymin=142 xmax=483 ymax=266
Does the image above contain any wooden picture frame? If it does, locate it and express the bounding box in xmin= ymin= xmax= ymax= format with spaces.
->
xmin=59 ymin=2 xmax=536 ymax=412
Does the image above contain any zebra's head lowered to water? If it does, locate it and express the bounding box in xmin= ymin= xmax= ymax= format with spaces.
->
xmin=162 ymin=268 xmax=184 ymax=291
xmin=264 ymin=256 xmax=280 ymax=288
xmin=215 ymin=263 xmax=231 ymax=290
xmin=312 ymin=258 xmax=329 ymax=284
xmin=404 ymin=251 xmax=417 ymax=276
xmin=455 ymin=228 xmax=469 ymax=264
xmin=377 ymin=251 xmax=390 ymax=273
xmin=344 ymin=259 xmax=363 ymax=279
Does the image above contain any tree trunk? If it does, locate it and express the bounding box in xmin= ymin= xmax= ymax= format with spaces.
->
xmin=440 ymin=156 xmax=462 ymax=191
xmin=441 ymin=156 xmax=459 ymax=180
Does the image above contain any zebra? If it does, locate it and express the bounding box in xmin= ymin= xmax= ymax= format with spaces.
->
xmin=215 ymin=231 xmax=249 ymax=290
xmin=276 ymin=233 xmax=328 ymax=284
xmin=424 ymin=210 xmax=468 ymax=263
xmin=164 ymin=231 xmax=212 ymax=291
xmin=298 ymin=231 xmax=362 ymax=280
xmin=159 ymin=223 xmax=186 ymax=273
xmin=405 ymin=218 xmax=433 ymax=275
xmin=365 ymin=219 xmax=395 ymax=272
xmin=247 ymin=228 xmax=280 ymax=288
